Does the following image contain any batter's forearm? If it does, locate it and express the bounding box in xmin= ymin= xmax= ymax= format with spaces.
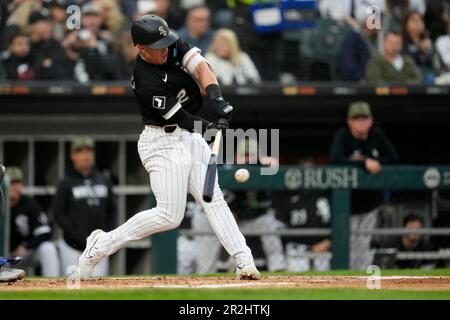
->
xmin=191 ymin=60 xmax=218 ymax=94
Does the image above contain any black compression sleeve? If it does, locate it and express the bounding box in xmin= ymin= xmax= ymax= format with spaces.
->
xmin=170 ymin=107 xmax=210 ymax=133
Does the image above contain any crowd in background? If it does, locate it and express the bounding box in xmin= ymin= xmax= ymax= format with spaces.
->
xmin=0 ymin=0 xmax=449 ymax=84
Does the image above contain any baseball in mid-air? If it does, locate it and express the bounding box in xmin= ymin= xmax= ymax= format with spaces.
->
xmin=234 ymin=168 xmax=250 ymax=183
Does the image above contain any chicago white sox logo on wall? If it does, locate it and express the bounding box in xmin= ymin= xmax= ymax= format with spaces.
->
xmin=153 ymin=96 xmax=166 ymax=109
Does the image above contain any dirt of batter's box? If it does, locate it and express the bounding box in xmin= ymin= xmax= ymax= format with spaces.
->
xmin=1 ymin=276 xmax=450 ymax=291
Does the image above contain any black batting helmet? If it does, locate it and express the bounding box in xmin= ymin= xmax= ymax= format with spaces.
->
xmin=131 ymin=15 xmax=179 ymax=49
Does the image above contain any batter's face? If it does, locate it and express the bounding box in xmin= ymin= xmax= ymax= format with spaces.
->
xmin=138 ymin=45 xmax=169 ymax=65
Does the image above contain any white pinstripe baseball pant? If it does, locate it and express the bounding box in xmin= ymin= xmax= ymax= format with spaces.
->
xmin=96 ymin=125 xmax=254 ymax=266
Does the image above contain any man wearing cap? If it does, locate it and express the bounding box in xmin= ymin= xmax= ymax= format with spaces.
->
xmin=61 ymin=2 xmax=116 ymax=82
xmin=53 ymin=136 xmax=116 ymax=277
xmin=77 ymin=15 xmax=260 ymax=280
xmin=330 ymin=101 xmax=399 ymax=270
xmin=28 ymin=8 xmax=69 ymax=80
xmin=6 ymin=166 xmax=60 ymax=277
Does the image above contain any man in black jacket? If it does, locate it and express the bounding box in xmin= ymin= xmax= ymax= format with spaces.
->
xmin=7 ymin=167 xmax=60 ymax=276
xmin=53 ymin=136 xmax=116 ymax=276
xmin=330 ymin=101 xmax=399 ymax=270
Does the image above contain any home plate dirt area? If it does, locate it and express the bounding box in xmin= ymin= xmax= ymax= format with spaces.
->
xmin=2 ymin=275 xmax=450 ymax=291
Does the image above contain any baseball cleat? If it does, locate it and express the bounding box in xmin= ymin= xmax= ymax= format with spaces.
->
xmin=235 ymin=261 xmax=261 ymax=280
xmin=78 ymin=229 xmax=106 ymax=280
xmin=0 ymin=268 xmax=26 ymax=282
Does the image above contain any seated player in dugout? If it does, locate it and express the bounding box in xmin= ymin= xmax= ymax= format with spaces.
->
xmin=77 ymin=15 xmax=261 ymax=280
xmin=273 ymin=158 xmax=332 ymax=272
xmin=394 ymin=213 xmax=436 ymax=269
xmin=6 ymin=167 xmax=60 ymax=277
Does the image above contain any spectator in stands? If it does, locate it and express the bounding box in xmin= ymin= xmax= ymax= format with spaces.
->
xmin=274 ymin=158 xmax=331 ymax=272
xmin=384 ymin=0 xmax=426 ymax=30
xmin=205 ymin=28 xmax=260 ymax=86
xmin=53 ymin=136 xmax=116 ymax=277
xmin=61 ymin=3 xmax=117 ymax=82
xmin=6 ymin=167 xmax=60 ymax=277
xmin=435 ymin=22 xmax=450 ymax=71
xmin=28 ymin=8 xmax=70 ymax=80
xmin=112 ymin=32 xmax=138 ymax=80
xmin=402 ymin=10 xmax=442 ymax=82
xmin=93 ymin=0 xmax=128 ymax=36
xmin=424 ymin=0 xmax=449 ymax=42
xmin=228 ymin=0 xmax=282 ymax=81
xmin=366 ymin=30 xmax=422 ymax=82
xmin=395 ymin=214 xmax=435 ymax=269
xmin=44 ymin=0 xmax=69 ymax=41
xmin=6 ymin=0 xmax=42 ymax=32
xmin=153 ymin=0 xmax=183 ymax=30
xmin=1 ymin=32 xmax=36 ymax=80
xmin=338 ymin=21 xmax=379 ymax=81
xmin=330 ymin=101 xmax=399 ymax=270
xmin=80 ymin=2 xmax=113 ymax=47
xmin=178 ymin=5 xmax=214 ymax=54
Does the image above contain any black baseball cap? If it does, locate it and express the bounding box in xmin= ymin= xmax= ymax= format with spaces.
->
xmin=29 ymin=9 xmax=52 ymax=25
xmin=131 ymin=15 xmax=179 ymax=49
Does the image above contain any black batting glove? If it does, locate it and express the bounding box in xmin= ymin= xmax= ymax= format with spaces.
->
xmin=207 ymin=118 xmax=229 ymax=131
xmin=206 ymin=84 xmax=233 ymax=121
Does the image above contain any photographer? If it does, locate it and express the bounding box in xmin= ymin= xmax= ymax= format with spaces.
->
xmin=61 ymin=3 xmax=117 ymax=82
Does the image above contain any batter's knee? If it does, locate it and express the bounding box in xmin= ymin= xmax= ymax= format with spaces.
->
xmin=155 ymin=203 xmax=185 ymax=231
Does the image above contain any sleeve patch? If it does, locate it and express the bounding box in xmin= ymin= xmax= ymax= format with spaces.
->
xmin=153 ymin=96 xmax=166 ymax=110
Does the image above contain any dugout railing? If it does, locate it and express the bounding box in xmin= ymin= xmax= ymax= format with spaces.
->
xmin=152 ymin=165 xmax=450 ymax=273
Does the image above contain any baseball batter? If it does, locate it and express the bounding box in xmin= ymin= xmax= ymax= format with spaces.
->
xmin=78 ymin=15 xmax=260 ymax=280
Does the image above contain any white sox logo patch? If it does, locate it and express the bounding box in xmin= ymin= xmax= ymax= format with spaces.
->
xmin=153 ymin=96 xmax=166 ymax=110
xmin=159 ymin=26 xmax=168 ymax=37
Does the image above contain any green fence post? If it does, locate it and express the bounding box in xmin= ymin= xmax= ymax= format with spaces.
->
xmin=150 ymin=193 xmax=177 ymax=274
xmin=331 ymin=189 xmax=350 ymax=269
xmin=151 ymin=230 xmax=178 ymax=274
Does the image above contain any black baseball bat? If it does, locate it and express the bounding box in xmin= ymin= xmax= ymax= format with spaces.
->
xmin=202 ymin=130 xmax=223 ymax=203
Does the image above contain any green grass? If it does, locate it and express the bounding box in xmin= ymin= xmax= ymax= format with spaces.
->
xmin=1 ymin=288 xmax=450 ymax=300
xmin=1 ymin=269 xmax=450 ymax=300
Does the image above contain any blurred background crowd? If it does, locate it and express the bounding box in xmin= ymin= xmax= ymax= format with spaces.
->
xmin=0 ymin=0 xmax=450 ymax=84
